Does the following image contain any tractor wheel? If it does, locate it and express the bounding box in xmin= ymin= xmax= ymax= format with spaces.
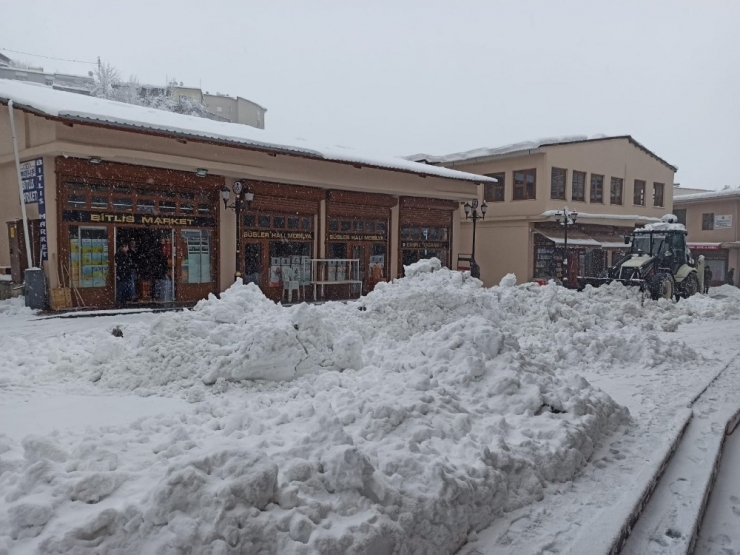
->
xmin=651 ymin=273 xmax=675 ymax=301
xmin=682 ymin=272 xmax=699 ymax=298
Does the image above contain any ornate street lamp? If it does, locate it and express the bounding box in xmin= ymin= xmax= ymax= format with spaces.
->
xmin=221 ymin=181 xmax=254 ymax=281
xmin=554 ymin=206 xmax=578 ymax=286
xmin=463 ymin=198 xmax=488 ymax=279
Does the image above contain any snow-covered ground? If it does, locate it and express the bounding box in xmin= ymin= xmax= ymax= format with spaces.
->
xmin=1 ymin=261 xmax=740 ymax=554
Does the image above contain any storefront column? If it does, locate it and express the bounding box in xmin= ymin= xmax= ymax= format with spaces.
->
xmin=220 ymin=178 xmax=237 ymax=292
xmin=44 ymin=155 xmax=59 ymax=289
xmin=319 ymin=198 xmax=327 ymax=258
xmin=390 ymin=203 xmax=399 ymax=279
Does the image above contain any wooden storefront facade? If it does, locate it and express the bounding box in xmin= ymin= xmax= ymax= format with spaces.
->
xmin=47 ymin=159 xmax=465 ymax=309
xmin=56 ymin=158 xmax=223 ymax=308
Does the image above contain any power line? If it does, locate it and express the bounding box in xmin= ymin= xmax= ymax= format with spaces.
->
xmin=0 ymin=47 xmax=97 ymax=65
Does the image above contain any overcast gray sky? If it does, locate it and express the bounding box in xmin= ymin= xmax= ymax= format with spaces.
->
xmin=3 ymin=0 xmax=739 ymax=189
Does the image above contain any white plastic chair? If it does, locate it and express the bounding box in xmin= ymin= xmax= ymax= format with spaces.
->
xmin=282 ymin=267 xmax=300 ymax=303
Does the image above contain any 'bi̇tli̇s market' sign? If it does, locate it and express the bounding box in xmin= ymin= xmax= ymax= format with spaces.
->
xmin=62 ymin=211 xmax=216 ymax=227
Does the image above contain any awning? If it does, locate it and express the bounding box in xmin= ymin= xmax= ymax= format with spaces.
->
xmin=588 ymin=234 xmax=628 ymax=249
xmin=688 ymin=242 xmax=722 ymax=250
xmin=536 ymin=231 xmax=601 ymax=247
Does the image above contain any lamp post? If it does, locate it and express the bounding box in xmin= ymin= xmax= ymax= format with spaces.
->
xmin=554 ymin=206 xmax=578 ymax=287
xmin=221 ymin=181 xmax=254 ymax=281
xmin=463 ymin=198 xmax=488 ymax=279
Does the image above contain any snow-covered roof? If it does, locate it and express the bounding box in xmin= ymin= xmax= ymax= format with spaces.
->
xmin=0 ymin=80 xmax=492 ymax=184
xmin=409 ymin=134 xmax=677 ymax=172
xmin=674 ymin=188 xmax=740 ymax=203
xmin=541 ymin=210 xmax=661 ymax=223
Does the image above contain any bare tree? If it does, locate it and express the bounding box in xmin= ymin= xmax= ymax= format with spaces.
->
xmin=92 ymin=61 xmax=121 ymax=99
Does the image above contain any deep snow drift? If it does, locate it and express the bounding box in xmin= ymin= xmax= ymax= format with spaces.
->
xmin=1 ymin=260 xmax=739 ymax=554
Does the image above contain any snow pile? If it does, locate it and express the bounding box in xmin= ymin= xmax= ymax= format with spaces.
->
xmin=709 ymin=285 xmax=740 ymax=299
xmin=2 ymin=261 xmax=740 ymax=553
xmin=0 ymin=296 xmax=33 ymax=318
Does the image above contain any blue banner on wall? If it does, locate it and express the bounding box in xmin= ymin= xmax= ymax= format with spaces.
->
xmin=20 ymin=158 xmax=47 ymax=262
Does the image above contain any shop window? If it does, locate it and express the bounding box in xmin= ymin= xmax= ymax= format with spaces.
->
xmin=91 ymin=196 xmax=108 ymax=209
xmin=328 ymin=243 xmax=347 ymax=259
xmin=634 ymin=180 xmax=646 ymax=206
xmin=243 ymin=213 xmax=256 ymax=227
xmin=610 ymin=177 xmax=623 ymax=205
xmin=137 ymin=199 xmax=156 ymax=213
xmin=197 ymin=204 xmax=211 ymax=215
xmin=513 ymin=169 xmax=536 ymax=200
xmin=67 ymin=182 xmax=87 ymax=190
xmin=370 ymin=243 xmax=386 ymax=278
xmin=159 ymin=201 xmax=177 ymax=213
xmin=653 ymin=182 xmax=665 ymax=207
xmin=302 ymin=217 xmax=313 ymax=230
xmin=550 ymin=168 xmax=567 ymax=200
xmin=702 ymin=213 xmax=715 ymax=230
xmin=377 ymin=221 xmax=387 ymax=233
xmin=112 ymin=197 xmax=133 ymax=211
xmin=273 ymin=216 xmax=286 ymax=229
xmin=340 ymin=220 xmax=351 ymax=232
xmin=180 ymin=229 xmax=211 ymax=284
xmin=244 ymin=243 xmax=262 ymax=286
xmin=137 ymin=188 xmax=156 ymax=196
xmin=366 ymin=221 xmax=376 ymax=233
xmin=113 ymin=185 xmax=132 ymax=194
xmin=69 ymin=226 xmax=109 ymax=288
xmin=484 ymin=172 xmax=506 ymax=202
xmin=590 ymin=174 xmax=604 ymax=203
xmin=92 ymin=184 xmax=110 ymax=193
xmin=180 ymin=192 xmax=195 ymax=200
xmin=353 ymin=220 xmax=364 ymax=232
xmin=328 ymin=219 xmax=339 ymax=232
xmin=572 ymin=171 xmax=586 ymax=201
xmin=181 ymin=202 xmax=195 ymax=214
xmin=288 ymin=217 xmax=299 ymax=229
xmin=67 ymin=194 xmax=87 ymax=208
xmin=674 ymin=209 xmax=687 ymax=226
xmin=258 ymin=215 xmax=271 ymax=228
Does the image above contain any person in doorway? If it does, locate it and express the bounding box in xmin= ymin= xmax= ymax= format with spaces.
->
xmin=115 ymin=242 xmax=134 ymax=307
xmin=727 ymin=268 xmax=735 ymax=287
xmin=703 ymin=264 xmax=712 ymax=294
xmin=128 ymin=239 xmax=140 ymax=301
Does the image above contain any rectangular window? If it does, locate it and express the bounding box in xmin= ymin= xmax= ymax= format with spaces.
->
xmin=159 ymin=201 xmax=177 ymax=213
xmin=258 ymin=215 xmax=271 ymax=228
xmin=302 ymin=217 xmax=313 ymax=231
xmin=610 ymin=177 xmax=623 ymax=205
xmin=513 ymin=169 xmax=536 ymax=200
xmin=70 ymin=226 xmax=109 ymax=289
xmin=572 ymin=171 xmax=586 ymax=201
xmin=702 ymin=213 xmax=715 ymax=230
xmin=550 ymin=168 xmax=567 ymax=200
xmin=340 ymin=220 xmax=351 ymax=232
xmin=484 ymin=172 xmax=505 ymax=202
xmin=66 ymin=194 xmax=87 ymax=208
xmin=91 ymin=196 xmax=108 ymax=210
xmin=273 ymin=216 xmax=286 ymax=229
xmin=136 ymin=199 xmax=156 ymax=213
xmin=328 ymin=218 xmax=339 ymax=232
xmin=634 ymin=180 xmax=646 ymax=206
xmin=590 ymin=174 xmax=604 ymax=203
xmin=180 ymin=229 xmax=211 ymax=284
xmin=674 ymin=209 xmax=687 ymax=226
xmin=244 ymin=214 xmax=256 ymax=227
xmin=653 ymin=182 xmax=665 ymax=207
xmin=197 ymin=204 xmax=211 ymax=215
xmin=287 ymin=217 xmax=299 ymax=229
xmin=180 ymin=202 xmax=194 ymax=214
xmin=112 ymin=197 xmax=133 ymax=211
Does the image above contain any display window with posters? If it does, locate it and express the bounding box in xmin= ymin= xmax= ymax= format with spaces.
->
xmin=398 ymin=196 xmax=456 ymax=275
xmin=325 ymin=190 xmax=396 ymax=298
xmin=239 ymin=180 xmax=323 ymax=302
xmin=56 ymin=158 xmax=221 ymax=309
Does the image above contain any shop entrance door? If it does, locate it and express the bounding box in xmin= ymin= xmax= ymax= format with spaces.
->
xmin=115 ymin=227 xmax=175 ymax=305
xmin=176 ymin=229 xmax=215 ymax=303
xmin=244 ymin=242 xmax=262 ymax=287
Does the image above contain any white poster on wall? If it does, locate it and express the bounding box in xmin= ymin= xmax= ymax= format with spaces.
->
xmin=715 ymin=215 xmax=733 ymax=229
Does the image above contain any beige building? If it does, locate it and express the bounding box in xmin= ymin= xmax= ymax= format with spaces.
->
xmin=673 ymin=189 xmax=740 ymax=286
xmin=170 ymin=86 xmax=266 ymax=129
xmin=410 ymin=136 xmax=677 ymax=287
xmin=0 ymin=80 xmax=488 ymax=309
